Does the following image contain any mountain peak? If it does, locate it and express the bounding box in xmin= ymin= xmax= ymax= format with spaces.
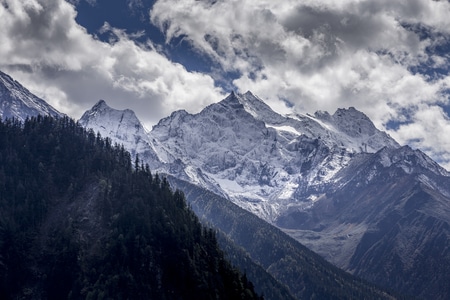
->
xmin=220 ymin=91 xmax=244 ymax=109
xmin=334 ymin=107 xmax=384 ymax=141
xmin=82 ymin=99 xmax=139 ymax=122
xmin=92 ymin=99 xmax=108 ymax=109
xmin=0 ymin=70 xmax=63 ymax=122
xmin=79 ymin=100 xmax=140 ymax=126
xmin=313 ymin=106 xmax=400 ymax=151
xmin=332 ymin=107 xmax=371 ymax=121
xmin=78 ymin=99 xmax=163 ymax=168
xmin=234 ymin=91 xmax=286 ymax=124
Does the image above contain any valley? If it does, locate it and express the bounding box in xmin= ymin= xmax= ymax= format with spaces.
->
xmin=2 ymin=69 xmax=450 ymax=299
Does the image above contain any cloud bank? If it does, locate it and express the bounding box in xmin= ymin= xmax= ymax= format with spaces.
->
xmin=0 ymin=0 xmax=450 ymax=169
xmin=151 ymin=0 xmax=450 ymax=169
xmin=0 ymin=0 xmax=224 ymax=126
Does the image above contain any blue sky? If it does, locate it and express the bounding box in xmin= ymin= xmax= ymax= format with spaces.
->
xmin=74 ymin=0 xmax=238 ymax=87
xmin=0 ymin=0 xmax=450 ymax=169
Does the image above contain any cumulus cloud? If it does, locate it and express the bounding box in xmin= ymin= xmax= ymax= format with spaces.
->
xmin=1 ymin=0 xmax=450 ymax=169
xmin=151 ymin=0 xmax=450 ymax=169
xmin=0 ymin=0 xmax=224 ymax=127
xmin=392 ymin=104 xmax=450 ymax=168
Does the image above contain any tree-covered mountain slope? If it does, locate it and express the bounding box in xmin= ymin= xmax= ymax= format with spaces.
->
xmin=168 ymin=176 xmax=403 ymax=300
xmin=0 ymin=116 xmax=261 ymax=300
xmin=3 ymin=70 xmax=446 ymax=299
xmin=0 ymin=71 xmax=63 ymax=122
xmin=81 ymin=92 xmax=450 ymax=299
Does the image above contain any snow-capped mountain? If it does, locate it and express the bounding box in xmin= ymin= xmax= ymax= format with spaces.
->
xmin=79 ymin=91 xmax=450 ymax=298
xmin=77 ymin=91 xmax=404 ymax=223
xmin=285 ymin=143 xmax=450 ymax=298
xmin=0 ymin=71 xmax=63 ymax=121
xmin=78 ymin=100 xmax=161 ymax=170
xmin=2 ymin=70 xmax=449 ymax=298
xmin=148 ymin=91 xmax=399 ymax=221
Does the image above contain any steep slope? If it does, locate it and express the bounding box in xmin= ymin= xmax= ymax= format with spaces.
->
xmin=282 ymin=145 xmax=450 ymax=299
xmin=146 ymin=92 xmax=450 ymax=298
xmin=214 ymin=231 xmax=297 ymax=300
xmin=169 ymin=176 xmax=400 ymax=300
xmin=78 ymin=100 xmax=161 ymax=169
xmin=0 ymin=116 xmax=262 ymax=299
xmin=4 ymin=71 xmax=449 ymax=298
xmin=149 ymin=91 xmax=399 ymax=221
xmin=78 ymin=91 xmax=450 ymax=297
xmin=0 ymin=70 xmax=63 ymax=121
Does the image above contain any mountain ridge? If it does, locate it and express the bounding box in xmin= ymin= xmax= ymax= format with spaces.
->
xmin=0 ymin=71 xmax=63 ymax=122
xmin=85 ymin=91 xmax=449 ymax=298
xmin=0 ymin=115 xmax=264 ymax=299
xmin=78 ymin=99 xmax=162 ymax=170
xmin=145 ymin=91 xmax=401 ymax=222
xmin=2 ymin=70 xmax=450 ymax=298
xmin=168 ymin=175 xmax=401 ymax=300
xmin=0 ymin=71 xmax=403 ymax=299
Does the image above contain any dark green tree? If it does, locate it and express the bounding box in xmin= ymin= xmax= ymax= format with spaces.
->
xmin=0 ymin=116 xmax=262 ymax=300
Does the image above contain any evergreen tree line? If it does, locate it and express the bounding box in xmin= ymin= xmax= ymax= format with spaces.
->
xmin=0 ymin=115 xmax=262 ymax=299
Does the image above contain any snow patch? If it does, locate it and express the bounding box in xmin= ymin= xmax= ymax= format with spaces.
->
xmin=266 ymin=125 xmax=301 ymax=136
xmin=278 ymin=182 xmax=298 ymax=199
xmin=213 ymin=176 xmax=244 ymax=193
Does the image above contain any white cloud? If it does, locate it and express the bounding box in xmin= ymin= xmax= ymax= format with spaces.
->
xmin=391 ymin=104 xmax=450 ymax=169
xmin=0 ymin=0 xmax=224 ymax=127
xmin=1 ymin=0 xmax=450 ymax=169
xmin=151 ymin=0 xmax=450 ymax=169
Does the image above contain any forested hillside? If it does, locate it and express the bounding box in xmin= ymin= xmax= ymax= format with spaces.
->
xmin=0 ymin=116 xmax=261 ymax=299
xmin=169 ymin=177 xmax=403 ymax=300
